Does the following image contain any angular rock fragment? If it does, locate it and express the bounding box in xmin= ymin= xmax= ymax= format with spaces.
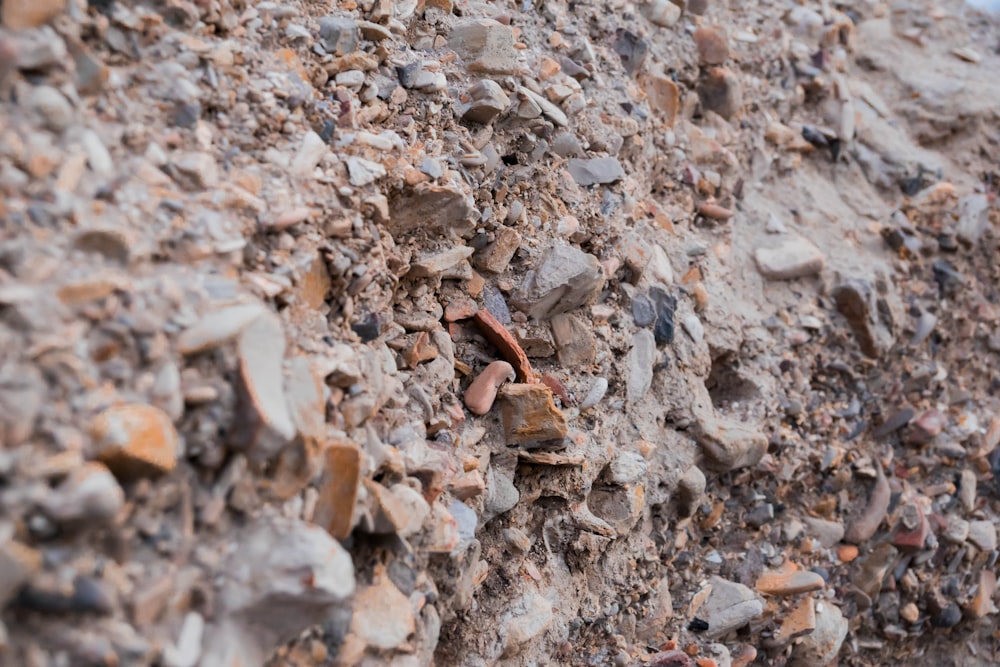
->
xmin=499 ymin=383 xmax=568 ymax=445
xmin=90 ymin=403 xmax=180 ymax=478
xmin=458 ymin=80 xmax=510 ymax=124
xmin=43 ymin=462 xmax=124 ymax=525
xmin=388 ymin=183 xmax=476 ymax=235
xmin=233 ymin=311 xmax=296 ymax=463
xmin=408 ymin=246 xmax=475 ymax=278
xmin=646 ymin=72 xmax=680 ymax=126
xmin=0 ymin=540 xmax=42 ymax=606
xmin=512 ymin=243 xmax=605 ymax=320
xmin=754 ymin=237 xmax=824 ymax=280
xmin=2 ymin=0 xmax=64 ymax=29
xmin=0 ymin=362 xmax=43 ymax=446
xmin=691 ymin=576 xmax=764 ymax=639
xmin=347 ymin=573 xmax=415 ymax=652
xmin=626 ymin=330 xmax=656 ymax=402
xmin=177 ymin=303 xmax=266 ymax=355
xmin=642 ymin=0 xmax=681 ymax=27
xmin=318 ymin=16 xmax=359 ymax=55
xmin=449 ymin=19 xmax=520 ymax=74
xmin=776 ymin=597 xmax=816 ymax=644
xmin=832 ymin=280 xmax=894 ymax=358
xmin=567 ymin=157 xmax=625 ymax=187
xmin=550 ymin=313 xmax=596 ymax=367
xmin=695 ymin=412 xmax=768 ymax=472
xmin=473 ymin=226 xmax=521 ymax=273
xmin=204 ymin=517 xmax=354 ymax=663
xmin=502 ymin=590 xmax=553 ymax=656
xmin=694 ymin=26 xmax=730 ymax=65
xmin=314 ymin=442 xmax=362 ymax=540
xmin=698 ymin=67 xmax=743 ymax=120
xmin=756 ymin=565 xmax=825 ymax=596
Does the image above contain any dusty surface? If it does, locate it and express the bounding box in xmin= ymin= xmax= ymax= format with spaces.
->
xmin=1 ymin=0 xmax=1000 ymax=665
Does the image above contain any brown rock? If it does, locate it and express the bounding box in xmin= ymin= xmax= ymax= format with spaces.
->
xmin=314 ymin=441 xmax=362 ymax=540
xmin=1 ymin=0 xmax=63 ymax=29
xmin=966 ymin=569 xmax=997 ymax=619
xmin=90 ymin=403 xmax=180 ymax=478
xmin=890 ymin=503 xmax=930 ymax=551
xmin=473 ymin=309 xmax=535 ymax=382
xmin=698 ymin=67 xmax=743 ymax=120
xmin=776 ymin=597 xmax=816 ymax=644
xmin=296 ymin=251 xmax=331 ymax=309
xmin=694 ymin=26 xmax=729 ymax=65
xmin=449 ymin=18 xmax=521 ymax=75
xmin=348 ymin=570 xmax=416 ymax=652
xmin=270 ymin=357 xmax=327 ymax=500
xmin=698 ymin=202 xmax=734 ymax=221
xmin=832 ymin=279 xmax=894 ymax=359
xmin=514 ymin=324 xmax=556 ymax=358
xmin=646 ymin=72 xmax=680 ymax=127
xmin=474 ymin=226 xmax=521 ymax=273
xmin=388 ymin=184 xmax=476 ymax=235
xmin=464 ymin=360 xmax=516 ymax=415
xmin=550 ymin=313 xmax=596 ymax=367
xmin=499 ymin=383 xmax=568 ymax=445
xmin=409 ymin=246 xmax=476 ymax=278
xmin=539 ymin=373 xmax=571 ymax=406
xmin=845 ymin=462 xmax=890 ymax=544
xmin=756 ymin=564 xmax=825 ymax=596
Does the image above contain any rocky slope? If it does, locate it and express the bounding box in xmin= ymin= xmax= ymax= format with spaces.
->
xmin=0 ymin=0 xmax=999 ymax=665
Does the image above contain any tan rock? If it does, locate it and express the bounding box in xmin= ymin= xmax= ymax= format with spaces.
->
xmin=474 ymin=227 xmax=521 ymax=273
xmin=776 ymin=596 xmax=816 ymax=644
xmin=756 ymin=563 xmax=825 ymax=596
xmin=550 ymin=313 xmax=596 ymax=367
xmin=0 ymin=541 xmax=42 ymax=606
xmin=1 ymin=0 xmax=63 ymax=29
xmin=646 ymin=72 xmax=680 ymax=127
xmin=349 ymin=570 xmax=416 ymax=651
xmin=91 ymin=403 xmax=180 ymax=478
xmin=694 ymin=26 xmax=730 ymax=65
xmin=966 ymin=569 xmax=997 ymax=619
xmin=499 ymin=383 xmax=568 ymax=444
xmin=754 ymin=237 xmax=825 ymax=280
xmin=400 ymin=331 xmax=439 ymax=368
xmin=698 ymin=67 xmax=743 ymax=120
xmin=409 ymin=246 xmax=476 ymax=278
xmin=295 ymin=251 xmax=331 ymax=309
xmin=314 ymin=442 xmax=362 ymax=540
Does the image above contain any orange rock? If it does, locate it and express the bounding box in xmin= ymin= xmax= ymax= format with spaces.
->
xmin=646 ymin=73 xmax=680 ymax=127
xmin=401 ymin=331 xmax=439 ymax=367
xmin=837 ymin=544 xmax=859 ymax=563
xmin=756 ymin=563 xmax=825 ymax=596
xmin=698 ymin=202 xmax=734 ymax=221
xmin=90 ymin=403 xmax=179 ymax=478
xmin=473 ymin=309 xmax=535 ymax=382
xmin=444 ymin=295 xmax=479 ymax=322
xmin=499 ymin=383 xmax=568 ymax=444
xmin=777 ymin=596 xmax=816 ymax=643
xmin=297 ymin=250 xmax=331 ymax=309
xmin=1 ymin=0 xmax=63 ymax=29
xmin=314 ymin=442 xmax=362 ymax=540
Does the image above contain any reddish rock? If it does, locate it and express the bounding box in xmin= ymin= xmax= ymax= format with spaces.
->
xmin=473 ymin=309 xmax=535 ymax=382
xmin=890 ymin=503 xmax=930 ymax=551
xmin=444 ymin=295 xmax=478 ymax=321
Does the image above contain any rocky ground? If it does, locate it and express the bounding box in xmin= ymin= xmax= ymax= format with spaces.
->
xmin=1 ymin=0 xmax=1000 ymax=664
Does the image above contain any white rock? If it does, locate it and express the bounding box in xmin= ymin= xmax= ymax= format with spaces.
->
xmin=346 ymin=156 xmax=386 ymax=186
xmin=503 ymin=590 xmax=554 ymax=656
xmin=177 ymin=303 xmax=267 ymax=355
xmin=350 ymin=574 xmax=415 ymax=651
xmin=754 ymin=237 xmax=825 ymax=280
xmin=626 ymin=330 xmax=656 ymax=402
xmin=608 ymin=451 xmax=649 ymax=485
xmin=291 ymin=131 xmax=328 ymax=177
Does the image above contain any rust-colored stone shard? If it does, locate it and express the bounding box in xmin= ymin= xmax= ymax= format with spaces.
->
xmin=473 ymin=309 xmax=534 ymax=382
xmin=90 ymin=403 xmax=180 ymax=478
xmin=756 ymin=563 xmax=825 ymax=596
xmin=314 ymin=441 xmax=362 ymax=540
xmin=499 ymin=383 xmax=567 ymax=445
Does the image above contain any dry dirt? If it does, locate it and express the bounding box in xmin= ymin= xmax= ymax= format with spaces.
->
xmin=1 ymin=0 xmax=1000 ymax=665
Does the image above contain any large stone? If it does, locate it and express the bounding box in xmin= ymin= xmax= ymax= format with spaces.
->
xmin=788 ymin=601 xmax=848 ymax=667
xmin=502 ymin=590 xmax=554 ymax=656
xmin=695 ymin=411 xmax=768 ymax=472
xmin=318 ymin=17 xmax=359 ymax=55
xmin=567 ymin=157 xmax=625 ymax=186
xmin=512 ymin=243 xmax=605 ymax=320
xmin=90 ymin=403 xmax=180 ymax=478
xmin=449 ymin=19 xmax=520 ymax=74
xmin=698 ymin=67 xmax=743 ymax=120
xmin=692 ymin=576 xmax=764 ymax=639
xmin=313 ymin=442 xmax=362 ymax=540
xmin=2 ymin=0 xmax=64 ymax=30
xmin=499 ymin=383 xmax=568 ymax=445
xmin=388 ymin=184 xmax=476 ymax=235
xmin=0 ymin=540 xmax=42 ymax=607
xmin=473 ymin=226 xmax=521 ymax=273
xmin=205 ymin=517 xmax=355 ymax=664
xmin=349 ymin=573 xmax=415 ymax=651
xmin=754 ymin=237 xmax=825 ymax=280
xmin=459 ymin=79 xmax=511 ymax=124
xmin=646 ymin=72 xmax=680 ymax=127
xmin=693 ymin=26 xmax=729 ymax=65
